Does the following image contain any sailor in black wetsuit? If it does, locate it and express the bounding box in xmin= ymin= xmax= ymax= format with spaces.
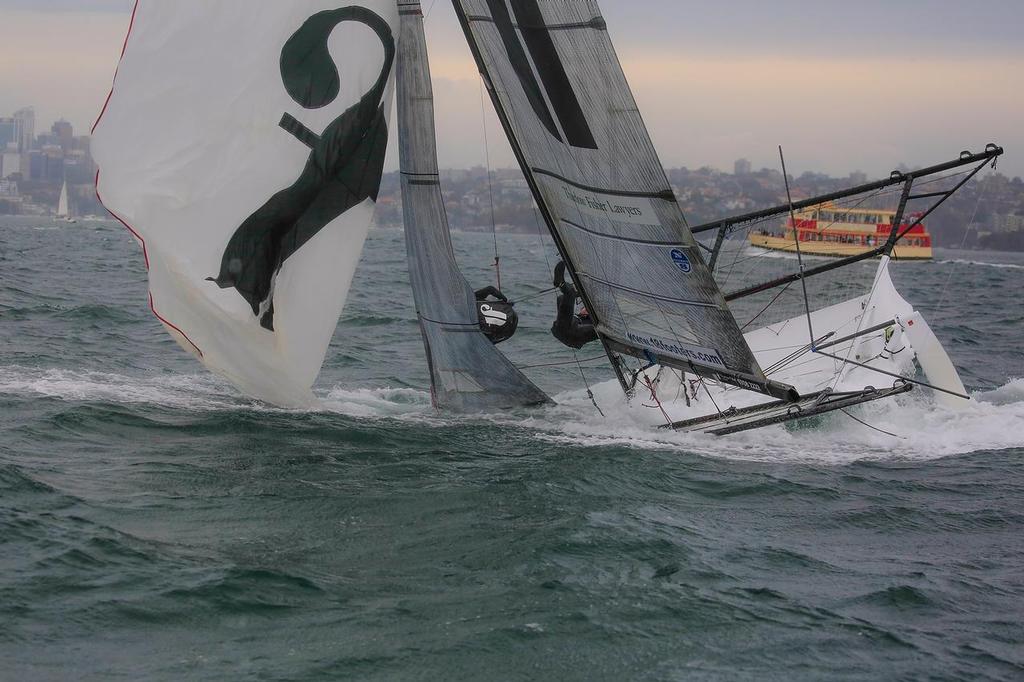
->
xmin=475 ymin=286 xmax=518 ymax=344
xmin=550 ymin=261 xmax=598 ymax=349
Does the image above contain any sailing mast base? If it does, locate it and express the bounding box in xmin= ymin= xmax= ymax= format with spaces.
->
xmin=661 ymin=382 xmax=913 ymax=436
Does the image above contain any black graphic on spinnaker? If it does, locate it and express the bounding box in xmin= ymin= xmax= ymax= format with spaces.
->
xmin=209 ymin=6 xmax=394 ymax=331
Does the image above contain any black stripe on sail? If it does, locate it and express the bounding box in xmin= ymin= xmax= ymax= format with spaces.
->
xmin=508 ymin=0 xmax=598 ymax=149
xmin=484 ymin=0 xmax=563 ymax=144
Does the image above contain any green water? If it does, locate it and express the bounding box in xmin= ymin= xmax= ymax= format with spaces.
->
xmin=2 ymin=218 xmax=1023 ymax=680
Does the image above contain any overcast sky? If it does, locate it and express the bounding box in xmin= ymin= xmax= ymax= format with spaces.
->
xmin=2 ymin=0 xmax=1021 ymax=177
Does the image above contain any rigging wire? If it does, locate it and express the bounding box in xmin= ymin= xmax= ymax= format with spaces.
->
xmin=934 ymin=169 xmax=991 ymax=315
xmin=779 ymin=146 xmax=816 ymax=348
xmin=641 ymin=373 xmax=672 ymax=426
xmin=741 ymin=281 xmax=794 ymax=330
xmin=531 ymin=208 xmax=555 ymax=273
xmin=840 ymin=409 xmax=906 ymax=439
xmin=512 ymin=285 xmax=558 ymax=306
xmin=478 ymin=78 xmax=502 ymax=290
xmin=575 ymin=352 xmax=606 ymax=417
xmin=702 ymin=378 xmax=726 ymax=418
xmin=517 ymin=353 xmax=607 ymax=370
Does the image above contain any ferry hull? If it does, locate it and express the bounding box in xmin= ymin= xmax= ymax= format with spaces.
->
xmin=749 ymin=234 xmax=933 ymax=260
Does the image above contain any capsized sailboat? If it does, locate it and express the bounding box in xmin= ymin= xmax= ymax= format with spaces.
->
xmin=450 ymin=0 xmax=1001 ymax=434
xmin=92 ymin=1 xmax=400 ymax=406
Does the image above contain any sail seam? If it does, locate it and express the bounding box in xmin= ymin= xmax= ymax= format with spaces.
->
xmin=463 ymin=15 xmax=606 ymax=31
xmin=560 ymin=218 xmax=681 ymax=246
xmin=532 ymin=167 xmax=676 ymax=201
xmin=579 ymin=273 xmax=718 ymax=308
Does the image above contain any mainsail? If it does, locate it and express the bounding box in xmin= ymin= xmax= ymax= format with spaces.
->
xmin=92 ymin=1 xmax=399 ymax=406
xmin=453 ymin=0 xmax=797 ymax=401
xmin=57 ymin=181 xmax=69 ymax=219
xmin=397 ymin=0 xmax=550 ymax=410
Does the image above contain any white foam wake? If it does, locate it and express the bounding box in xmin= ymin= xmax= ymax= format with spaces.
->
xmin=3 ymin=365 xmax=1020 ymax=462
xmin=0 ymin=366 xmax=244 ymax=411
xmin=0 ymin=365 xmax=434 ymax=419
xmin=527 ymin=377 xmax=1024 ymax=463
xmin=937 ymin=258 xmax=1024 ymax=271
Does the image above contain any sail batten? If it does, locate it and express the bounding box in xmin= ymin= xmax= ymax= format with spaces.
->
xmin=454 ymin=0 xmax=796 ymax=399
xmin=397 ymin=0 xmax=551 ymax=411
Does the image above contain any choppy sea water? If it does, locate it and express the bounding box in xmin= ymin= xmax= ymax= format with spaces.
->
xmin=1 ymin=216 xmax=1022 ymax=680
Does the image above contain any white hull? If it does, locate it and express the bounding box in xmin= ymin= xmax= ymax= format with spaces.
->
xmin=627 ymin=257 xmax=967 ymax=428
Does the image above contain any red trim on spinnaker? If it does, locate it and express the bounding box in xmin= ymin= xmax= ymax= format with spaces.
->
xmin=91 ymin=0 xmax=139 ymax=135
xmin=92 ymin=0 xmax=205 ymax=359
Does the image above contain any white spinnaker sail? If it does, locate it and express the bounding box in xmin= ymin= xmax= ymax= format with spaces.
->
xmin=93 ymin=1 xmax=399 ymax=407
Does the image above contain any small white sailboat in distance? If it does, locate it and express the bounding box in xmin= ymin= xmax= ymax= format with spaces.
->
xmin=56 ymin=181 xmax=76 ymax=223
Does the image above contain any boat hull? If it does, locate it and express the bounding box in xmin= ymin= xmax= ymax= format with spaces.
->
xmin=597 ymin=257 xmax=967 ymax=434
xmin=749 ymin=234 xmax=932 ymax=260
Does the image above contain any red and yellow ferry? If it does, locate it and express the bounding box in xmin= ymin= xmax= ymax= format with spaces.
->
xmin=748 ymin=202 xmax=933 ymax=260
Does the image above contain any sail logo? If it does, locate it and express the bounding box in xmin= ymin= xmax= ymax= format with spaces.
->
xmin=555 ymin=183 xmax=655 ymax=226
xmin=670 ymin=249 xmax=692 ymax=274
xmin=480 ymin=304 xmax=508 ymax=327
xmin=208 ymin=6 xmax=395 ymax=331
xmin=625 ymin=332 xmax=725 ymax=368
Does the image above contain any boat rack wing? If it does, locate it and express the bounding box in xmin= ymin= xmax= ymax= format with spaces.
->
xmin=661 ymin=382 xmax=913 ymax=436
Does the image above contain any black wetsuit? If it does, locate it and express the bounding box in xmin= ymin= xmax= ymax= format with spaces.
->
xmin=551 ymin=282 xmax=598 ymax=349
xmin=474 ymin=286 xmax=506 ymax=303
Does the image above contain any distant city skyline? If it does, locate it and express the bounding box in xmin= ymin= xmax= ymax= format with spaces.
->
xmin=1 ymin=0 xmax=1021 ymax=178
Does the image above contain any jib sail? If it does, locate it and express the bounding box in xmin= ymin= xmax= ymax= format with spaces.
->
xmin=397 ymin=0 xmax=550 ymax=410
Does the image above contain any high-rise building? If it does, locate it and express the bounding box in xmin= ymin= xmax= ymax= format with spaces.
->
xmin=40 ymin=144 xmax=65 ymax=182
xmin=734 ymin=158 xmax=752 ymax=176
xmin=1 ymin=150 xmax=22 ymax=179
xmin=13 ymin=107 xmax=35 ymax=152
xmin=51 ymin=119 xmax=74 ymax=151
xmin=0 ymin=119 xmax=16 ymax=149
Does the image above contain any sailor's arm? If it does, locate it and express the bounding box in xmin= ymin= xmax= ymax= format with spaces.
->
xmin=474 ymin=285 xmax=507 ymax=302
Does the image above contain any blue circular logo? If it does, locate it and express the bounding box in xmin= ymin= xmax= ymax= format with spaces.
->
xmin=670 ymin=249 xmax=692 ymax=274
